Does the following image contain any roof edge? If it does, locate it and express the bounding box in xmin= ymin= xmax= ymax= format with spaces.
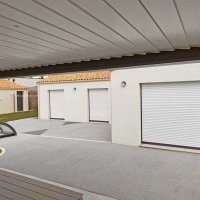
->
xmin=38 ymin=78 xmax=110 ymax=85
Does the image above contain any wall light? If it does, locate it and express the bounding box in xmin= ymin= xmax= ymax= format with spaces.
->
xmin=121 ymin=81 xmax=127 ymax=87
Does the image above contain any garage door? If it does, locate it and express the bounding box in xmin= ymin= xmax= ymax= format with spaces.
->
xmin=142 ymin=82 xmax=200 ymax=149
xmin=49 ymin=90 xmax=64 ymax=119
xmin=89 ymin=89 xmax=109 ymax=122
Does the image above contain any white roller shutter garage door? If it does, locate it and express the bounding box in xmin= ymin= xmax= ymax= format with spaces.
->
xmin=49 ymin=90 xmax=64 ymax=119
xmin=89 ymin=89 xmax=109 ymax=122
xmin=142 ymin=82 xmax=200 ymax=149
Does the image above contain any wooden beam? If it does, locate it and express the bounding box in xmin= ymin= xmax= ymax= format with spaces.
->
xmin=1 ymin=47 xmax=200 ymax=78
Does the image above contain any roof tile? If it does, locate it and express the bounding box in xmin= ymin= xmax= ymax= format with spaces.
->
xmin=0 ymin=80 xmax=27 ymax=90
xmin=38 ymin=71 xmax=110 ymax=84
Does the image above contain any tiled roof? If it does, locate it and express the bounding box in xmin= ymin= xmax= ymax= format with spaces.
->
xmin=38 ymin=71 xmax=110 ymax=84
xmin=0 ymin=80 xmax=27 ymax=90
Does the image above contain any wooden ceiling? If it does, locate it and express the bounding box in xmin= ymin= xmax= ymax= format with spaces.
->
xmin=0 ymin=0 xmax=199 ymax=75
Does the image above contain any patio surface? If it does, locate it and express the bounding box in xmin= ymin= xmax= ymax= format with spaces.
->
xmin=8 ymin=118 xmax=111 ymax=142
xmin=0 ymin=129 xmax=200 ymax=200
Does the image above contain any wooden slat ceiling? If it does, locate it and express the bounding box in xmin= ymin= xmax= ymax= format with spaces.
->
xmin=0 ymin=0 xmax=199 ymax=72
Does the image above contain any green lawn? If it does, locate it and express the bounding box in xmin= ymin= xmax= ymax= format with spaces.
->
xmin=0 ymin=110 xmax=38 ymax=122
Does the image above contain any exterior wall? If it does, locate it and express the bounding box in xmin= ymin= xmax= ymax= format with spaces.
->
xmin=0 ymin=90 xmax=28 ymax=114
xmin=111 ymin=62 xmax=200 ymax=146
xmin=28 ymin=89 xmax=38 ymax=110
xmin=0 ymin=90 xmax=15 ymax=114
xmin=38 ymin=81 xmax=111 ymax=122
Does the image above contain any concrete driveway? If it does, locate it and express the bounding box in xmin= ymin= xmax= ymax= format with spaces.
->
xmin=8 ymin=118 xmax=111 ymax=142
xmin=0 ymin=132 xmax=200 ymax=200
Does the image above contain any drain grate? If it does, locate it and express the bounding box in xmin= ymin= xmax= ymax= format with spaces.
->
xmin=23 ymin=129 xmax=48 ymax=135
xmin=63 ymin=122 xmax=80 ymax=125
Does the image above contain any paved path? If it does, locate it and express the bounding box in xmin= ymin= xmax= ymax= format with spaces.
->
xmin=1 ymin=134 xmax=200 ymax=200
xmin=8 ymin=119 xmax=111 ymax=142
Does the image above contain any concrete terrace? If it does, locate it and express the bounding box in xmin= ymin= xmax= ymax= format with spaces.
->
xmin=0 ymin=121 xmax=200 ymax=200
xmin=8 ymin=118 xmax=111 ymax=142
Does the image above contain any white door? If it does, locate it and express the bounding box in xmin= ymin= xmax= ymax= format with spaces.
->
xmin=142 ymin=82 xmax=200 ymax=149
xmin=49 ymin=90 xmax=64 ymax=119
xmin=89 ymin=89 xmax=109 ymax=122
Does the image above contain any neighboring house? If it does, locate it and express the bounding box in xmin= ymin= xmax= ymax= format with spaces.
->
xmin=10 ymin=77 xmax=42 ymax=110
xmin=38 ymin=71 xmax=111 ymax=122
xmin=0 ymin=80 xmax=29 ymax=114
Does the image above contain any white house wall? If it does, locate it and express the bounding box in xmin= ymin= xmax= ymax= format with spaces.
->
xmin=111 ymin=62 xmax=200 ymax=146
xmin=0 ymin=90 xmax=15 ymax=114
xmin=0 ymin=90 xmax=28 ymax=114
xmin=38 ymin=81 xmax=111 ymax=122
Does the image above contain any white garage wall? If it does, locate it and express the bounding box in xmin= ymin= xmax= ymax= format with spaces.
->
xmin=111 ymin=62 xmax=200 ymax=146
xmin=38 ymin=81 xmax=111 ymax=122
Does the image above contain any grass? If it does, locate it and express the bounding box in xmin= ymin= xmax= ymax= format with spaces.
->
xmin=0 ymin=110 xmax=38 ymax=122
